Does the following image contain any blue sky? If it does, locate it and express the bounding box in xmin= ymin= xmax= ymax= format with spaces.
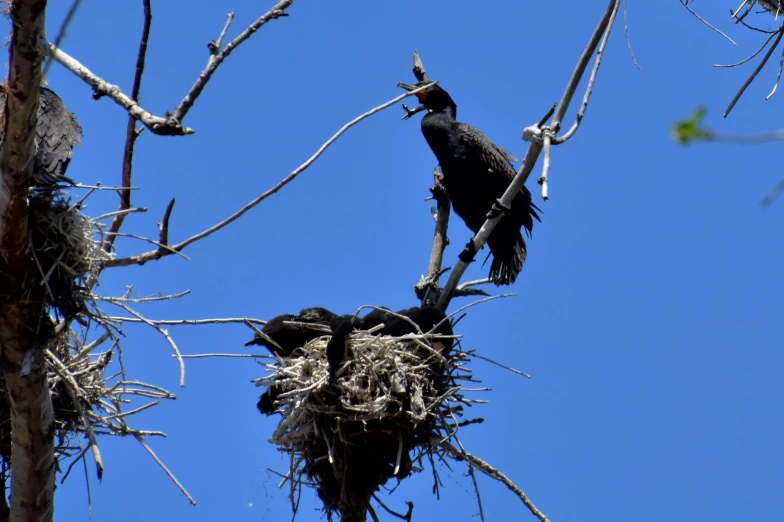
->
xmin=28 ymin=1 xmax=784 ymax=521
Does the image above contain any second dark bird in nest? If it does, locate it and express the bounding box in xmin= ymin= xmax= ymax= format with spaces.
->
xmin=0 ymin=85 xmax=83 ymax=189
xmin=414 ymin=83 xmax=541 ymax=286
xmin=249 ymin=307 xmax=352 ymax=415
xmin=245 ymin=307 xmax=342 ymax=357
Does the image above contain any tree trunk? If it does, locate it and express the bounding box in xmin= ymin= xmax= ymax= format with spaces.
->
xmin=0 ymin=1 xmax=55 ymax=521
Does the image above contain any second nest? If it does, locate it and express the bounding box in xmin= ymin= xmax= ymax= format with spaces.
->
xmin=250 ymin=306 xmax=463 ymax=518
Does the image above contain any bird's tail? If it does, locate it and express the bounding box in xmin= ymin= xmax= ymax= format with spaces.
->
xmin=488 ymin=230 xmax=527 ymax=286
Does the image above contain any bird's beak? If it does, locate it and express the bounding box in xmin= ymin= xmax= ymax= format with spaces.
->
xmin=398 ymin=81 xmax=429 ymax=102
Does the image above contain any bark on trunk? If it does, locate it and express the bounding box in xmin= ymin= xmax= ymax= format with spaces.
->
xmin=0 ymin=1 xmax=55 ymax=521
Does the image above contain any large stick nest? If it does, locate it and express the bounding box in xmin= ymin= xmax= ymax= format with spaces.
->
xmin=256 ymin=321 xmax=483 ymax=519
xmin=0 ymin=191 xmax=176 ymax=483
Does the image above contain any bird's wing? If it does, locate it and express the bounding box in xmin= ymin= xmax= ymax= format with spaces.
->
xmin=455 ymin=121 xmax=541 ymax=218
xmin=455 ymin=122 xmax=519 ymax=182
xmin=35 ymin=88 xmax=82 ymax=179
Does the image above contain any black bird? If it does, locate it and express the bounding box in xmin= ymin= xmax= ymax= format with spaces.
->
xmin=245 ymin=307 xmax=340 ymax=357
xmin=248 ymin=307 xmax=350 ymax=414
xmin=326 ymin=317 xmax=355 ymax=384
xmin=251 ymin=306 xmax=454 ymax=413
xmin=415 ymin=84 xmax=540 ymax=286
xmin=361 ymin=306 xmax=454 ymax=355
xmin=257 ymin=386 xmax=282 ymax=415
xmin=0 ymin=85 xmax=83 ymax=189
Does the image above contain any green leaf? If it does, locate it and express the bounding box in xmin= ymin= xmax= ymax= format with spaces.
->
xmin=672 ymin=106 xmax=714 ymax=145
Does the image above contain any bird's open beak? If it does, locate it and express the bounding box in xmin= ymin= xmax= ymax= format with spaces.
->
xmin=398 ymin=81 xmax=429 ymax=102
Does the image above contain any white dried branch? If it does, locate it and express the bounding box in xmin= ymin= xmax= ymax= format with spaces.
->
xmin=133 ymin=435 xmax=196 ymax=505
xmin=437 ymin=0 xmax=621 ymax=311
xmin=113 ymin=303 xmax=186 ymax=387
xmin=43 ymin=41 xmax=193 ymax=135
xmin=107 ymin=316 xmax=266 ymax=326
xmin=443 ymin=441 xmax=550 ymax=522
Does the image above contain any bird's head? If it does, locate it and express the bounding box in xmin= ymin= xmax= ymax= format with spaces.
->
xmin=415 ymin=84 xmax=456 ymax=113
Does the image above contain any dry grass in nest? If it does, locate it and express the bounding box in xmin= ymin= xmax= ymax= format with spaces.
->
xmin=256 ymin=324 xmax=488 ymax=519
xmin=29 ymin=192 xmax=111 ymax=319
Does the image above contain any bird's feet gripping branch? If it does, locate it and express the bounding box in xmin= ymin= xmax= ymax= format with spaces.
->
xmin=487 ymin=199 xmax=512 ymax=220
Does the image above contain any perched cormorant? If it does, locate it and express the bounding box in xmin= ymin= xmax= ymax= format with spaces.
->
xmin=245 ymin=307 xmax=341 ymax=357
xmin=415 ymin=84 xmax=541 ymax=286
xmin=0 ymin=85 xmax=83 ymax=188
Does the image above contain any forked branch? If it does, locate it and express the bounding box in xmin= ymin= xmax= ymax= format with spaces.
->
xmin=435 ymin=0 xmax=622 ymax=311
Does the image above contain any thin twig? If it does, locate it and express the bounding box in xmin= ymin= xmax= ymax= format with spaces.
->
xmin=97 ymin=290 xmax=190 ymax=303
xmin=680 ymin=0 xmax=738 ymax=45
xmin=114 ymin=303 xmax=186 ymax=387
xmin=102 ymin=0 xmax=152 ymax=253
xmin=372 ymin=495 xmax=414 ymax=522
xmin=443 ymin=442 xmax=550 ymax=522
xmin=623 ymin=0 xmax=640 ymax=69
xmin=107 ymin=316 xmax=266 ymax=326
xmin=724 ymin=26 xmax=784 ymax=117
xmin=42 ymin=0 xmax=83 ymax=77
xmin=766 ymin=43 xmax=784 ymax=98
xmin=134 ymin=435 xmax=196 ymax=505
xmin=470 ymin=352 xmax=531 ymax=378
xmin=172 ymin=2 xmax=292 ymax=122
xmin=104 ymin=83 xmax=435 ymax=268
xmin=554 ymin=2 xmax=619 ymax=146
xmin=179 ymin=353 xmax=273 ymax=359
xmin=714 ymin=29 xmax=778 ymax=68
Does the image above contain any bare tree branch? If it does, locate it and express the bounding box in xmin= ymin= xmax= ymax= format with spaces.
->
xmin=415 ymin=168 xmax=451 ymax=305
xmin=680 ymin=0 xmax=738 ymax=45
xmin=44 ymin=0 xmax=295 ymax=136
xmin=443 ymin=442 xmax=549 ymax=522
xmin=41 ymin=0 xmax=83 ymax=78
xmin=107 ymin=316 xmax=266 ymax=326
xmin=724 ymin=24 xmax=784 ymax=117
xmin=172 ymin=1 xmax=293 ymax=122
xmin=102 ymin=84 xmax=435 ymax=268
xmin=44 ymin=41 xmax=193 ymax=136
xmin=102 ymin=0 xmax=152 ymax=253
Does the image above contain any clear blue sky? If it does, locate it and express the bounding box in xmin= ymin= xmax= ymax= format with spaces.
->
xmin=31 ymin=1 xmax=784 ymax=521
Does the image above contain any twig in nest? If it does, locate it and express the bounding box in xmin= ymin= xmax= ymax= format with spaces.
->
xmin=469 ymin=352 xmax=531 ymax=378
